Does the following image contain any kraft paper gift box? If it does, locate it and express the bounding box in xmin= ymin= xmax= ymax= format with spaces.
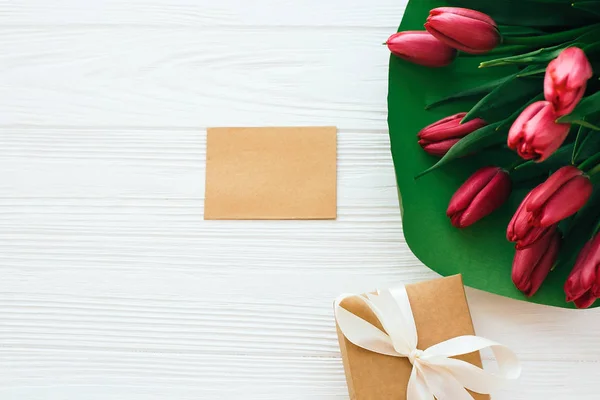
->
xmin=335 ymin=275 xmax=491 ymax=400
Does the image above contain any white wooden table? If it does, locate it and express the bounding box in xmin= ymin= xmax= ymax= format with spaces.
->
xmin=1 ymin=1 xmax=598 ymax=399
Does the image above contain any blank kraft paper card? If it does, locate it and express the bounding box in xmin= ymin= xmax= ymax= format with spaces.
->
xmin=204 ymin=127 xmax=337 ymax=220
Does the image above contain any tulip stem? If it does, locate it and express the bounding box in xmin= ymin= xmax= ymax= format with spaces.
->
xmin=587 ymin=163 xmax=600 ymax=180
xmin=507 ymin=159 xmax=528 ymax=173
xmin=503 ymin=23 xmax=600 ymax=46
xmin=591 ymin=219 xmax=600 ymax=239
xmin=578 ymin=151 xmax=600 ymax=171
xmin=459 ymin=45 xmax=533 ymax=57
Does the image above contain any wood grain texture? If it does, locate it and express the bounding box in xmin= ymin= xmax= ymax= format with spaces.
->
xmin=0 ymin=28 xmax=389 ymax=129
xmin=1 ymin=1 xmax=599 ymax=399
xmin=0 ymin=0 xmax=403 ymax=28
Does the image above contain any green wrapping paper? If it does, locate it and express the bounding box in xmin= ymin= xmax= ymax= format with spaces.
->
xmin=387 ymin=0 xmax=596 ymax=308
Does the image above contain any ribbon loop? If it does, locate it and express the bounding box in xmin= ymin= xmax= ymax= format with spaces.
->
xmin=334 ymin=284 xmax=521 ymax=400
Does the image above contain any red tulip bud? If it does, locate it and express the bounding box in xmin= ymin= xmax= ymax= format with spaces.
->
xmin=425 ymin=7 xmax=500 ymax=54
xmin=512 ymin=227 xmax=560 ymax=297
xmin=526 ymin=166 xmax=592 ymax=227
xmin=507 ymin=101 xmax=571 ymax=162
xmin=447 ymin=166 xmax=511 ymax=228
xmin=544 ymin=47 xmax=593 ymax=117
xmin=565 ymin=233 xmax=600 ymax=309
xmin=418 ymin=112 xmax=487 ymax=156
xmin=506 ymin=191 xmax=554 ymax=249
xmin=386 ymin=31 xmax=457 ymax=67
xmin=507 ymin=166 xmax=592 ymax=249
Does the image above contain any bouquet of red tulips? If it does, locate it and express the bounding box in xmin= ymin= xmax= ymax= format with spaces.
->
xmin=387 ymin=5 xmax=600 ymax=307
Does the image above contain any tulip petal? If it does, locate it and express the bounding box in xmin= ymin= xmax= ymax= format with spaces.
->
xmin=507 ymin=193 xmax=533 ymax=242
xmin=457 ymin=169 xmax=511 ymax=227
xmin=387 ymin=31 xmax=457 ymax=68
xmin=577 ymin=234 xmax=600 ymax=293
xmin=418 ymin=116 xmax=485 ymax=141
xmin=573 ymin=290 xmax=596 ymax=309
xmin=521 ymin=102 xmax=571 ymax=160
xmin=508 ymin=101 xmax=548 ymax=152
xmin=565 ymin=241 xmax=593 ymax=302
xmin=527 ymin=166 xmax=582 ymax=212
xmin=512 ymin=228 xmax=559 ymax=296
xmin=537 ymin=176 xmax=592 ymax=227
xmin=525 ymin=231 xmax=561 ymax=296
xmin=425 ymin=16 xmax=499 ymax=54
xmin=507 ymin=193 xmax=553 ymax=249
xmin=447 ymin=166 xmax=498 ymax=216
xmin=420 ymin=138 xmax=460 ymax=156
xmin=515 ymin=226 xmax=553 ymax=250
xmin=544 ymin=47 xmax=592 ymax=116
xmin=420 ymin=112 xmax=466 ymax=131
xmin=429 ymin=7 xmax=497 ymax=26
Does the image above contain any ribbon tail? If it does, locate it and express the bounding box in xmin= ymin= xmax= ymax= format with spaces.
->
xmin=407 ymin=364 xmax=434 ymax=400
xmin=430 ymin=357 xmax=511 ymax=394
xmin=423 ymin=335 xmax=521 ymax=394
xmin=420 ymin=363 xmax=475 ymax=400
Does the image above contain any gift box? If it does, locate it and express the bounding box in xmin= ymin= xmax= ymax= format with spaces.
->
xmin=334 ymin=275 xmax=520 ymax=400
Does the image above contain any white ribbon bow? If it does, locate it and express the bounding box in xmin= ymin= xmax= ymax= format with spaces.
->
xmin=334 ymin=286 xmax=521 ymax=400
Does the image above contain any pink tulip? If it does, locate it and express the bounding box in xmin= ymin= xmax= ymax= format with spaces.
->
xmin=545 ymin=47 xmax=593 ymax=117
xmin=565 ymin=234 xmax=600 ymax=309
xmin=424 ymin=7 xmax=500 ymax=54
xmin=385 ymin=31 xmax=457 ymax=67
xmin=512 ymin=227 xmax=561 ymax=297
xmin=507 ymin=166 xmax=592 ymax=249
xmin=447 ymin=166 xmax=511 ymax=228
xmin=507 ymin=101 xmax=571 ymax=162
xmin=418 ymin=112 xmax=487 ymax=156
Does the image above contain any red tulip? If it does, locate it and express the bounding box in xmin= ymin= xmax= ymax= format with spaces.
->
xmin=507 ymin=166 xmax=592 ymax=249
xmin=565 ymin=234 xmax=600 ymax=309
xmin=507 ymin=101 xmax=571 ymax=162
xmin=512 ymin=227 xmax=561 ymax=297
xmin=447 ymin=166 xmax=511 ymax=228
xmin=385 ymin=31 xmax=457 ymax=67
xmin=418 ymin=112 xmax=486 ymax=156
xmin=506 ymin=192 xmax=554 ymax=249
xmin=544 ymin=47 xmax=593 ymax=117
xmin=425 ymin=7 xmax=500 ymax=54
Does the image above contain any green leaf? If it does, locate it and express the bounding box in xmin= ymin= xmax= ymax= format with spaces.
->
xmin=578 ymin=150 xmax=600 ymax=171
xmin=462 ymin=67 xmax=542 ymax=123
xmin=584 ymin=41 xmax=600 ymax=55
xmin=415 ymin=122 xmax=504 ymax=179
xmin=425 ymin=75 xmax=511 ymax=110
xmin=572 ymin=124 xmax=591 ymax=163
xmin=453 ymin=0 xmax=598 ymax=26
xmin=511 ymin=144 xmax=575 ymax=183
xmin=388 ymin=0 xmax=593 ymax=308
xmin=575 ymin=25 xmax=600 ymax=43
xmin=498 ymin=25 xmax=548 ymax=37
xmin=572 ymin=1 xmax=600 ymax=17
xmin=496 ymin=93 xmax=545 ymax=132
xmin=557 ymin=91 xmax=600 ymax=128
xmin=574 ymin=123 xmax=600 ymax=161
xmin=479 ymin=43 xmax=569 ymax=68
xmin=503 ymin=24 xmax=600 ymax=46
xmin=516 ymin=66 xmax=548 ymax=78
xmin=478 ymin=44 xmax=538 ymax=57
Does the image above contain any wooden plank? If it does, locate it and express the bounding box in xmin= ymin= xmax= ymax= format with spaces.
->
xmin=0 ymin=28 xmax=392 ymax=130
xmin=0 ymin=0 xmax=405 ymax=28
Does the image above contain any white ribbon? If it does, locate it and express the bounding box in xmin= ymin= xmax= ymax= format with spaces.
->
xmin=334 ymin=286 xmax=521 ymax=400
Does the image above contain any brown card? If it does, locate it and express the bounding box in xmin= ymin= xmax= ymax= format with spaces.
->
xmin=204 ymin=127 xmax=337 ymax=220
xmin=336 ymin=275 xmax=488 ymax=400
